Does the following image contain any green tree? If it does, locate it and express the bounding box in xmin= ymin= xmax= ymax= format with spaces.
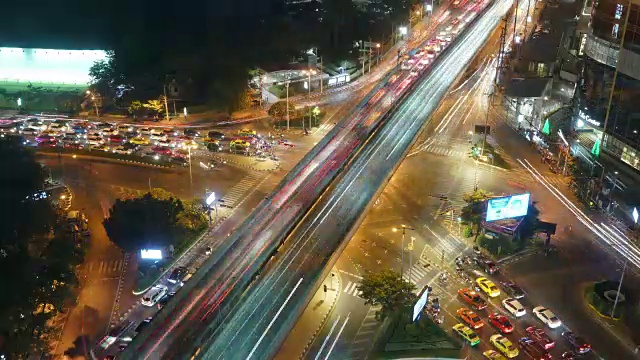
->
xmin=88 ymin=51 xmax=122 ymax=100
xmin=103 ymin=192 xmax=184 ymax=253
xmin=128 ymin=100 xmax=144 ymax=117
xmin=357 ymin=269 xmax=417 ymax=321
xmin=177 ymin=199 xmax=208 ymax=231
xmin=143 ymin=99 xmax=165 ymax=115
xmin=268 ymin=101 xmax=288 ymax=119
xmin=461 ymin=189 xmax=493 ymax=231
xmin=0 ymin=137 xmax=83 ymax=358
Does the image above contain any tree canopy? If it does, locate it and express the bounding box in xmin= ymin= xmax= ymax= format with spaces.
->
xmin=461 ymin=189 xmax=493 ymax=227
xmin=357 ymin=269 xmax=417 ymax=321
xmin=103 ymin=190 xmax=207 ymax=253
xmin=0 ymin=137 xmax=84 ymax=358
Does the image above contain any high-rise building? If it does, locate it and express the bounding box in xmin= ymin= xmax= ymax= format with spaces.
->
xmin=576 ymin=0 xmax=640 ymax=171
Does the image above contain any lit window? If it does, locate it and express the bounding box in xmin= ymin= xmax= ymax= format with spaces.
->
xmin=615 ymin=4 xmax=623 ymax=19
xmin=612 ymin=23 xmax=620 ymax=38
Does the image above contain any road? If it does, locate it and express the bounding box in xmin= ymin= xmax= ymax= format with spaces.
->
xmin=195 ymin=1 xmax=515 ymax=358
xmin=303 ymin=0 xmax=640 ymax=358
xmin=113 ymin=1 xmax=489 ymax=358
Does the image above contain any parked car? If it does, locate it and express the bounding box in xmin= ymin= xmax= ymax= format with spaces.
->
xmin=561 ymin=331 xmax=591 ymax=354
xmin=167 ymin=266 xmax=189 ymax=284
xmin=141 ymin=284 xmax=169 ymax=307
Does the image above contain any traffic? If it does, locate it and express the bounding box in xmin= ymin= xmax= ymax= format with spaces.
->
xmin=427 ymin=253 xmax=597 ymax=359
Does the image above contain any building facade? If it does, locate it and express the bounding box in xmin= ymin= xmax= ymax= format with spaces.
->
xmin=576 ymin=0 xmax=640 ymax=171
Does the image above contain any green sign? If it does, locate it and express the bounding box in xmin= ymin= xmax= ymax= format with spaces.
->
xmin=541 ymin=119 xmax=550 ymax=135
xmin=591 ymin=138 xmax=601 ymax=157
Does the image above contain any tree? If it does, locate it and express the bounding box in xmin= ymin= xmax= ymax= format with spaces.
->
xmin=461 ymin=189 xmax=493 ymax=231
xmin=88 ymin=51 xmax=122 ymax=100
xmin=268 ymin=101 xmax=288 ymax=119
xmin=0 ymin=137 xmax=83 ymax=358
xmin=103 ymin=192 xmax=184 ymax=253
xmin=143 ymin=99 xmax=165 ymax=115
xmin=177 ymin=199 xmax=208 ymax=232
xmin=357 ymin=269 xmax=417 ymax=321
xmin=128 ymin=100 xmax=144 ymax=117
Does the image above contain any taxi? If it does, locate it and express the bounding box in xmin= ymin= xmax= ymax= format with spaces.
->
xmin=482 ymin=350 xmax=507 ymax=360
xmin=458 ymin=288 xmax=487 ymax=310
xmin=203 ymin=137 xmax=220 ymax=144
xmin=456 ymin=308 xmax=483 ymax=329
xmin=230 ymin=139 xmax=251 ymax=148
xmin=238 ymin=128 xmax=256 ymax=137
xmin=129 ymin=136 xmax=150 ymax=145
xmin=477 ymin=277 xmax=500 ymax=297
xmin=490 ymin=334 xmax=519 ymax=358
xmin=452 ymin=324 xmax=480 ymax=346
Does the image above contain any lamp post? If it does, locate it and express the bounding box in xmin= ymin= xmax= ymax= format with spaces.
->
xmin=393 ymin=225 xmax=415 ymax=279
xmin=611 ymin=259 xmax=627 ymax=318
xmin=302 ymin=69 xmax=317 ymax=130
xmin=85 ymin=90 xmax=101 ymax=119
xmin=408 ymin=237 xmax=416 ymax=283
xmin=376 ymin=43 xmax=381 ymax=65
xmin=285 ymin=79 xmax=291 ymax=131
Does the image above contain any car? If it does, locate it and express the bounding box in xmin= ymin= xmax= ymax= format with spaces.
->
xmin=38 ymin=140 xmax=58 ymax=148
xmin=278 ymin=139 xmax=295 ymax=148
xmin=108 ymin=134 xmax=126 ymax=144
xmin=26 ymin=121 xmax=47 ymax=131
xmin=488 ymin=313 xmax=513 ymax=333
xmin=35 ymin=134 xmax=55 ymax=143
xmin=168 ymin=266 xmax=189 ymax=284
xmin=561 ymin=351 xmax=577 ymax=359
xmin=90 ymin=144 xmax=110 ymax=151
xmin=533 ymin=306 xmax=562 ymax=328
xmin=150 ymin=128 xmax=164 ymax=135
xmin=150 ymin=133 xmax=168 ymax=142
xmin=112 ymin=146 xmax=132 ymax=155
xmin=207 ymin=131 xmax=225 ymax=140
xmin=171 ymin=156 xmax=189 ymax=166
xmin=95 ymin=122 xmax=113 ymax=129
xmin=519 ymin=337 xmax=552 ymax=360
xmin=561 ymin=331 xmax=591 ymax=354
xmin=207 ymin=143 xmax=223 ymax=152
xmin=416 ymin=62 xmax=426 ymax=70
xmin=20 ymin=127 xmax=40 ymax=135
xmin=230 ymin=139 xmax=251 ymax=148
xmin=456 ymin=308 xmax=483 ymax=329
xmin=482 ymin=350 xmax=507 ymax=360
xmin=122 ymin=142 xmax=139 ymax=152
xmin=475 ymin=256 xmax=499 ymax=274
xmin=64 ymin=130 xmax=83 ymax=139
xmin=526 ymin=326 xmax=555 ymax=349
xmin=490 ymin=334 xmax=519 ymax=358
xmin=452 ymin=323 xmax=480 ymax=346
xmin=41 ymin=129 xmax=61 ymax=137
xmin=130 ymin=136 xmax=150 ymax=145
xmin=61 ymin=136 xmax=79 ymax=143
xmin=117 ymin=124 xmax=134 ymax=133
xmin=156 ymin=138 xmax=176 ymax=147
xmin=476 ymin=277 xmax=500 ymax=297
xmin=152 ymin=146 xmax=172 ymax=155
xmin=141 ymin=284 xmax=169 ymax=307
xmin=180 ymin=140 xmax=198 ymax=150
xmin=163 ymin=128 xmax=179 ymax=137
xmin=458 ymin=288 xmax=487 ymax=310
xmin=409 ymin=69 xmax=419 ymax=76
xmin=502 ymin=298 xmax=526 ymax=317
xmin=48 ymin=122 xmax=67 ymax=132
xmin=63 ymin=142 xmax=83 ymax=150
xmin=184 ymin=128 xmax=200 ymax=137
xmin=101 ymin=127 xmax=118 ymax=136
xmin=203 ymin=137 xmax=220 ymax=144
xmin=501 ymin=282 xmax=525 ymax=299
xmin=138 ymin=127 xmax=152 ymax=135
xmin=238 ymin=128 xmax=257 ymax=136
xmin=205 ymin=246 xmax=213 ymax=255
xmin=156 ymin=293 xmax=174 ymax=310
xmin=87 ymin=135 xmax=104 ymax=146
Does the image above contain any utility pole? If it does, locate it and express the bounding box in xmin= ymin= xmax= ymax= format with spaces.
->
xmin=319 ymin=56 xmax=323 ymax=94
xmin=285 ymin=76 xmax=290 ymax=131
xmin=495 ymin=16 xmax=508 ymax=85
xmin=368 ymin=38 xmax=373 ymax=74
xmin=163 ymin=85 xmax=170 ymax=121
xmin=513 ymin=0 xmax=519 ymax=44
xmin=408 ymin=237 xmax=416 ymax=285
xmin=394 ymin=225 xmax=414 ymax=280
xmin=611 ymin=259 xmax=627 ymax=318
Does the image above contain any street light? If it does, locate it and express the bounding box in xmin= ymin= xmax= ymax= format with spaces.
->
xmin=302 ymin=69 xmax=317 ymax=130
xmin=392 ymin=224 xmax=415 ymax=279
xmin=375 ymin=43 xmax=381 ymax=65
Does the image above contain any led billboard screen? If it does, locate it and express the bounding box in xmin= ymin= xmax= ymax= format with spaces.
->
xmin=413 ymin=286 xmax=430 ymax=321
xmin=140 ymin=249 xmax=163 ymax=260
xmin=485 ymin=193 xmax=530 ymax=222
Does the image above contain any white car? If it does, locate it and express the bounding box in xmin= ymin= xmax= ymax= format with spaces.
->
xmin=25 ymin=121 xmax=47 ymax=131
xmin=156 ymin=139 xmax=175 ymax=147
xmin=420 ymin=58 xmax=430 ymax=65
xmin=150 ymin=133 xmax=167 ymax=142
xmin=112 ymin=146 xmax=132 ymax=155
xmin=20 ymin=127 xmax=39 ymax=135
xmin=138 ymin=127 xmax=152 ymax=135
xmin=141 ymin=284 xmax=168 ymax=307
xmin=101 ymin=127 xmax=118 ymax=136
xmin=150 ymin=128 xmax=164 ymax=136
xmin=533 ymin=306 xmax=562 ymax=328
xmin=87 ymin=135 xmax=104 ymax=146
xmin=502 ymin=298 xmax=526 ymax=317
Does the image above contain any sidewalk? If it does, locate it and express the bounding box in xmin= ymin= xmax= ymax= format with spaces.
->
xmin=274 ymin=269 xmax=341 ymax=360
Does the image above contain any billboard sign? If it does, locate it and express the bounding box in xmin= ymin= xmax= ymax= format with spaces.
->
xmin=140 ymin=249 xmax=163 ymax=260
xmin=412 ymin=286 xmax=430 ymax=321
xmin=205 ymin=192 xmax=216 ymax=207
xmin=486 ymin=193 xmax=531 ymax=222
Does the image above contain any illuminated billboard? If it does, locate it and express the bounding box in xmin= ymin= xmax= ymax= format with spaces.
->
xmin=0 ymin=47 xmax=107 ymax=85
xmin=413 ymin=286 xmax=430 ymax=321
xmin=140 ymin=249 xmax=163 ymax=260
xmin=485 ymin=193 xmax=530 ymax=222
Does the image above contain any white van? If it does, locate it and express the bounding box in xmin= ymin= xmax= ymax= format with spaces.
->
xmin=141 ymin=284 xmax=169 ymax=307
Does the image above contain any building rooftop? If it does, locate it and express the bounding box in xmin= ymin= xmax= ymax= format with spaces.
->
xmin=504 ymin=77 xmax=552 ymax=98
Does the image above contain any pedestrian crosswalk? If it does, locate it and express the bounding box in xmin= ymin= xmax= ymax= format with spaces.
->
xmin=80 ymin=259 xmax=125 ymax=276
xmin=219 ymin=172 xmax=262 ymax=207
xmin=403 ymin=257 xmax=431 ymax=285
xmin=421 ymin=144 xmax=468 ymax=158
xmin=349 ymin=305 xmax=382 ymax=359
xmin=343 ymin=280 xmax=363 ymax=298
